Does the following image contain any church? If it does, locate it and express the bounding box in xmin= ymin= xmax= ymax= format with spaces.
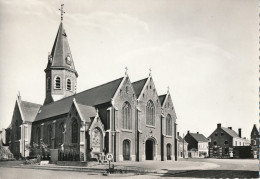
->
xmin=5 ymin=7 xmax=177 ymax=162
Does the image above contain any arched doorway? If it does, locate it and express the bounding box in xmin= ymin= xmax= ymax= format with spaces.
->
xmin=145 ymin=139 xmax=154 ymax=160
xmin=123 ymin=140 xmax=130 ymax=160
xmin=167 ymin=143 xmax=171 ymax=160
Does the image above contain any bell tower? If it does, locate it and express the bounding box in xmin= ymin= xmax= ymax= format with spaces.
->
xmin=44 ymin=4 xmax=78 ymax=105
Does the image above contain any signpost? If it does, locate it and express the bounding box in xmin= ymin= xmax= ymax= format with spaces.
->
xmin=106 ymin=153 xmax=113 ymax=173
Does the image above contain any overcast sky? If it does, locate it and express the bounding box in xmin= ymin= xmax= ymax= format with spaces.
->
xmin=0 ymin=0 xmax=258 ymax=139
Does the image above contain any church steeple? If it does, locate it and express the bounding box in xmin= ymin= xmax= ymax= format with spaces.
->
xmin=44 ymin=5 xmax=78 ymax=105
xmin=46 ymin=22 xmax=78 ymax=76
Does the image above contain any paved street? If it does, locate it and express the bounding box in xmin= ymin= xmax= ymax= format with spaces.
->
xmin=0 ymin=158 xmax=258 ymax=178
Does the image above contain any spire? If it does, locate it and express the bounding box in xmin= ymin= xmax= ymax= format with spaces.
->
xmin=149 ymin=68 xmax=152 ymax=76
xmin=46 ymin=22 xmax=78 ymax=77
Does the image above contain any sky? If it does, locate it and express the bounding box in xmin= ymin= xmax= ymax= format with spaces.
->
xmin=0 ymin=0 xmax=258 ymax=139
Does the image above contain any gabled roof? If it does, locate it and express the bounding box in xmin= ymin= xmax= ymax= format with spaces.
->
xmin=46 ymin=22 xmax=77 ymax=76
xmin=158 ymin=94 xmax=167 ymax=106
xmin=190 ymin=133 xmax=208 ymax=142
xmin=77 ymin=103 xmax=96 ymax=123
xmin=221 ymin=127 xmax=239 ymax=138
xmin=132 ymin=78 xmax=148 ymax=98
xmin=35 ymin=77 xmax=124 ymax=122
xmin=20 ymin=100 xmax=41 ymax=122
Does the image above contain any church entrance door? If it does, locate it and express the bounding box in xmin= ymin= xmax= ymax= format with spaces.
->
xmin=123 ymin=140 xmax=130 ymax=160
xmin=167 ymin=143 xmax=171 ymax=160
xmin=145 ymin=139 xmax=154 ymax=160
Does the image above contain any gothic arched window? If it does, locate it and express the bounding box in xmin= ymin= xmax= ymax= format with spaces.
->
xmin=122 ymin=102 xmax=131 ymax=129
xmin=166 ymin=114 xmax=172 ymax=136
xmin=66 ymin=79 xmax=71 ymax=91
xmin=47 ymin=77 xmax=51 ymax=91
xmin=47 ymin=124 xmax=52 ymax=146
xmin=54 ymin=76 xmax=61 ymax=89
xmin=36 ymin=127 xmax=41 ymax=145
xmin=71 ymin=119 xmax=78 ymax=143
xmin=59 ymin=123 xmax=65 ymax=144
xmin=146 ymin=100 xmax=155 ymax=126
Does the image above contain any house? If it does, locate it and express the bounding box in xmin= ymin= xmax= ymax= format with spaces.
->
xmin=208 ymin=123 xmax=249 ymax=158
xmin=177 ymin=132 xmax=188 ymax=158
xmin=184 ymin=131 xmax=208 ymax=158
xmin=5 ymin=7 xmax=178 ymax=162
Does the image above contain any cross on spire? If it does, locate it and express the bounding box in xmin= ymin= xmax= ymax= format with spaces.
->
xmin=59 ymin=4 xmax=65 ymax=21
xmin=167 ymin=86 xmax=170 ymax=93
xmin=149 ymin=68 xmax=152 ymax=76
xmin=125 ymin=66 xmax=128 ymax=75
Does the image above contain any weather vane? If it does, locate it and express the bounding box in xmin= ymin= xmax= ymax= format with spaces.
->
xmin=59 ymin=4 xmax=65 ymax=21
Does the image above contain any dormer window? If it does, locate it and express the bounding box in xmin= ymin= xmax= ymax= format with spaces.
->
xmin=54 ymin=76 xmax=61 ymax=89
xmin=66 ymin=55 xmax=71 ymax=65
xmin=66 ymin=78 xmax=71 ymax=91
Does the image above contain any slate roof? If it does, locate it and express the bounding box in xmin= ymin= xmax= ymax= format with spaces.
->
xmin=77 ymin=103 xmax=96 ymax=123
xmin=190 ymin=133 xmax=209 ymax=142
xmin=159 ymin=94 xmax=167 ymax=106
xmin=221 ymin=127 xmax=239 ymax=138
xmin=20 ymin=101 xmax=41 ymax=122
xmin=132 ymin=78 xmax=148 ymax=98
xmin=47 ymin=22 xmax=77 ymax=76
xmin=35 ymin=77 xmax=124 ymax=122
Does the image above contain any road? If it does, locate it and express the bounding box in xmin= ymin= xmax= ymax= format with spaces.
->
xmin=0 ymin=158 xmax=258 ymax=178
xmin=161 ymin=158 xmax=259 ymax=178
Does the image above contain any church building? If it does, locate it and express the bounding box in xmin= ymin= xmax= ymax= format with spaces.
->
xmin=5 ymin=7 xmax=177 ymax=162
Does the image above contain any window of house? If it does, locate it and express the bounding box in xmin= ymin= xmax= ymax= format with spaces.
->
xmin=54 ymin=76 xmax=61 ymax=89
xmin=221 ymin=132 xmax=224 ymax=136
xmin=126 ymin=86 xmax=128 ymax=94
xmin=146 ymin=100 xmax=155 ymax=126
xmin=143 ymin=93 xmax=145 ymax=98
xmin=47 ymin=124 xmax=52 ymax=146
xmin=224 ymin=141 xmax=228 ymax=145
xmin=66 ymin=79 xmax=71 ymax=91
xmin=166 ymin=114 xmax=172 ymax=136
xmin=47 ymin=77 xmax=51 ymax=91
xmin=213 ymin=141 xmax=217 ymax=145
xmin=215 ymin=132 xmax=218 ymax=136
xmin=71 ymin=119 xmax=78 ymax=143
xmin=122 ymin=102 xmax=131 ymax=130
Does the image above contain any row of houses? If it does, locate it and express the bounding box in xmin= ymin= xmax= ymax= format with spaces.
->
xmin=177 ymin=123 xmax=259 ymax=159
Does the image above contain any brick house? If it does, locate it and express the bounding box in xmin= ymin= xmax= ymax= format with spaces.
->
xmin=184 ymin=131 xmax=209 ymax=158
xmin=6 ymin=19 xmax=177 ymax=162
xmin=208 ymin=123 xmax=246 ymax=158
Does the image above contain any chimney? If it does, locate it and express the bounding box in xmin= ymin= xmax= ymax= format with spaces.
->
xmin=197 ymin=132 xmax=199 ymax=134
xmin=177 ymin=132 xmax=179 ymax=137
xmin=238 ymin=128 xmax=241 ymax=138
xmin=187 ymin=130 xmax=190 ymax=134
xmin=217 ymin=123 xmax=221 ymax=128
xmin=228 ymin=127 xmax=232 ymax=130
